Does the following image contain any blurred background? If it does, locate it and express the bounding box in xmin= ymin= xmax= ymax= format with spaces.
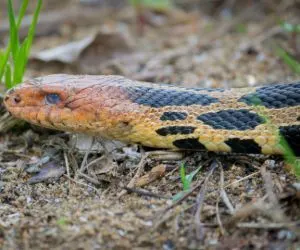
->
xmin=0 ymin=0 xmax=299 ymax=89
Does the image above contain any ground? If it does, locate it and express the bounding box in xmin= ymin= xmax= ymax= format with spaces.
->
xmin=0 ymin=0 xmax=299 ymax=249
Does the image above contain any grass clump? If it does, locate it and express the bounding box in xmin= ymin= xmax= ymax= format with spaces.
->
xmin=0 ymin=0 xmax=42 ymax=89
xmin=129 ymin=0 xmax=172 ymax=11
xmin=276 ymin=47 xmax=300 ymax=74
xmin=276 ymin=21 xmax=300 ymax=75
xmin=172 ymin=163 xmax=202 ymax=201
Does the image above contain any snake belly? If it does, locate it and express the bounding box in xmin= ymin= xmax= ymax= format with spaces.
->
xmin=3 ymin=74 xmax=300 ymax=155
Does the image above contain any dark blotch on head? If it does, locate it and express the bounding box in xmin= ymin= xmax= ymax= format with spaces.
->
xmin=173 ymin=138 xmax=206 ymax=150
xmin=197 ymin=109 xmax=264 ymax=130
xmin=160 ymin=111 xmax=188 ymax=121
xmin=239 ymin=82 xmax=300 ymax=108
xmin=126 ymin=86 xmax=219 ymax=107
xmin=225 ymin=138 xmax=261 ymax=154
xmin=156 ymin=126 xmax=196 ymax=136
xmin=279 ymin=125 xmax=300 ymax=156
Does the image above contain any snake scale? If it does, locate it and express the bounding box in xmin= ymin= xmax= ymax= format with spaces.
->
xmin=4 ymin=74 xmax=300 ymax=155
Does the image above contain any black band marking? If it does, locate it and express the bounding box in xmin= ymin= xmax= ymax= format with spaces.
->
xmin=225 ymin=138 xmax=262 ymax=154
xmin=156 ymin=126 xmax=196 ymax=136
xmin=197 ymin=109 xmax=264 ymax=130
xmin=160 ymin=111 xmax=188 ymax=121
xmin=239 ymin=82 xmax=300 ymax=108
xmin=279 ymin=125 xmax=300 ymax=156
xmin=126 ymin=86 xmax=219 ymax=107
xmin=173 ymin=138 xmax=206 ymax=150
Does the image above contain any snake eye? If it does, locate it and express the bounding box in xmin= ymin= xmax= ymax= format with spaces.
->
xmin=45 ymin=93 xmax=61 ymax=105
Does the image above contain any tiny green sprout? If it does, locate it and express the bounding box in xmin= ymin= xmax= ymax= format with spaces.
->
xmin=280 ymin=21 xmax=300 ymax=33
xmin=57 ymin=217 xmax=68 ymax=227
xmin=276 ymin=21 xmax=300 ymax=75
xmin=180 ymin=162 xmax=202 ymax=191
xmin=172 ymin=163 xmax=202 ymax=201
xmin=276 ymin=47 xmax=300 ymax=75
xmin=235 ymin=23 xmax=247 ymax=33
xmin=129 ymin=0 xmax=172 ymax=11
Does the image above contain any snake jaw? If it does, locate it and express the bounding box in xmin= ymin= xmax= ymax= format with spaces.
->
xmin=4 ymin=82 xmax=93 ymax=133
xmin=3 ymin=76 xmax=138 ymax=138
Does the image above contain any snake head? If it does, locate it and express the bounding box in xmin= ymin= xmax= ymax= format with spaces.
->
xmin=3 ymin=74 xmax=137 ymax=136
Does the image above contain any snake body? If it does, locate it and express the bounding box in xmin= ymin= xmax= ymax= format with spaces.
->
xmin=4 ymin=74 xmax=300 ymax=155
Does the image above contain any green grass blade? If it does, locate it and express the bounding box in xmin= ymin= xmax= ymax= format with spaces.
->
xmin=0 ymin=50 xmax=4 ymax=60
xmin=129 ymin=0 xmax=139 ymax=5
xmin=13 ymin=39 xmax=28 ymax=85
xmin=24 ymin=0 xmax=42 ymax=58
xmin=276 ymin=47 xmax=300 ymax=74
xmin=173 ymin=164 xmax=201 ymax=202
xmin=281 ymin=21 xmax=300 ymax=33
xmin=180 ymin=163 xmax=189 ymax=190
xmin=1 ymin=0 xmax=29 ymax=85
xmin=5 ymin=64 xmax=12 ymax=89
xmin=186 ymin=166 xmax=202 ymax=184
xmin=12 ymin=0 xmax=42 ymax=87
xmin=16 ymin=0 xmax=29 ymax=28
xmin=4 ymin=0 xmax=42 ymax=87
xmin=180 ymin=163 xmax=202 ymax=191
xmin=129 ymin=0 xmax=172 ymax=10
xmin=0 ymin=47 xmax=11 ymax=83
xmin=0 ymin=50 xmax=6 ymax=81
xmin=8 ymin=0 xmax=20 ymax=62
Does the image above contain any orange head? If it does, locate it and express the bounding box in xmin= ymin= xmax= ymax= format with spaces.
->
xmin=3 ymin=74 xmax=141 ymax=138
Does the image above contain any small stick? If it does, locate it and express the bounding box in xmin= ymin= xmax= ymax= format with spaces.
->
xmin=118 ymin=151 xmax=183 ymax=198
xmin=219 ymin=163 xmax=235 ymax=214
xmin=77 ymin=171 xmax=100 ymax=185
xmin=216 ymin=197 xmax=226 ymax=236
xmin=64 ymin=152 xmax=71 ymax=193
xmin=79 ymin=137 xmax=95 ymax=172
xmin=237 ymin=221 xmax=300 ymax=229
xmin=64 ymin=174 xmax=101 ymax=197
xmin=121 ymin=185 xmax=170 ymax=199
xmin=194 ymin=160 xmax=218 ymax=240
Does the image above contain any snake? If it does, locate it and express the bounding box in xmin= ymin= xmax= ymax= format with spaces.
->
xmin=3 ymin=74 xmax=300 ymax=156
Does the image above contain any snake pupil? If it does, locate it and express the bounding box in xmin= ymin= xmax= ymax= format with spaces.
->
xmin=45 ymin=93 xmax=61 ymax=105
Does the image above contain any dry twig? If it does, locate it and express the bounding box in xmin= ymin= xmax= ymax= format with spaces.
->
xmin=193 ymin=160 xmax=218 ymax=240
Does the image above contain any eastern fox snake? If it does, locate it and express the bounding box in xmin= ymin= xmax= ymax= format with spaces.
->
xmin=4 ymin=74 xmax=300 ymax=155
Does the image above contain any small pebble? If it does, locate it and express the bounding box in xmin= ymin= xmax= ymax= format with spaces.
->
xmin=163 ymin=240 xmax=175 ymax=250
xmin=277 ymin=230 xmax=296 ymax=240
